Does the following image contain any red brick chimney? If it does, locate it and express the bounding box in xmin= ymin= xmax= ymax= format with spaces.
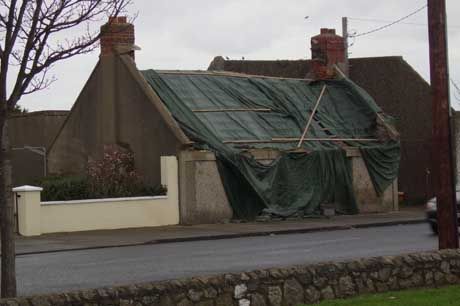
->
xmin=100 ymin=16 xmax=135 ymax=58
xmin=310 ymin=28 xmax=346 ymax=79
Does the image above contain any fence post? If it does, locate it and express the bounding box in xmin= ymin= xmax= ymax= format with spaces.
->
xmin=12 ymin=185 xmax=42 ymax=236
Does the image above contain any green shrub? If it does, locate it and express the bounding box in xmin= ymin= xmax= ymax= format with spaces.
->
xmin=38 ymin=175 xmax=166 ymax=201
xmin=39 ymin=175 xmax=91 ymax=201
xmin=38 ymin=145 xmax=167 ymax=201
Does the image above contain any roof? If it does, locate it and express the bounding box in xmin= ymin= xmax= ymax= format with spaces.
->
xmin=208 ymin=57 xmax=314 ymax=79
xmin=205 ymin=55 xmax=430 ymax=203
xmin=139 ymin=68 xmax=400 ymax=218
xmin=207 ymin=56 xmax=408 ymax=80
xmin=140 ymin=69 xmax=387 ymax=152
xmin=207 ymin=56 xmax=432 ymax=134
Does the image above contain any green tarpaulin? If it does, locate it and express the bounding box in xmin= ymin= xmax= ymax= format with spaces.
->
xmin=141 ymin=70 xmax=400 ymax=219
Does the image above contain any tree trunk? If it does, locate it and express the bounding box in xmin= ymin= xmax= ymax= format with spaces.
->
xmin=0 ymin=115 xmax=16 ymax=297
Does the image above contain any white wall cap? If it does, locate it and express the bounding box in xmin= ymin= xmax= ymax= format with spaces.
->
xmin=41 ymin=195 xmax=167 ymax=205
xmin=12 ymin=185 xmax=43 ymax=192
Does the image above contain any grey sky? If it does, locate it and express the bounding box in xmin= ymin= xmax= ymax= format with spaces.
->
xmin=16 ymin=0 xmax=460 ymax=111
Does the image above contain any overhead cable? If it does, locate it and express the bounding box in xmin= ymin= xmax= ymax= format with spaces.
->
xmin=349 ymin=5 xmax=427 ymax=38
xmin=349 ymin=17 xmax=460 ymax=29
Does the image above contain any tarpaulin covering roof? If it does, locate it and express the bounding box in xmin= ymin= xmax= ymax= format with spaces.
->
xmin=141 ymin=70 xmax=400 ymax=219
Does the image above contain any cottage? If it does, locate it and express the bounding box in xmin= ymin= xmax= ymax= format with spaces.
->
xmin=209 ymin=29 xmax=432 ymax=204
xmin=47 ymin=17 xmax=400 ymax=224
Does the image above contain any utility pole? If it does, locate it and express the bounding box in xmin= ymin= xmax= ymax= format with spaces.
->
xmin=342 ymin=17 xmax=349 ymax=76
xmin=428 ymin=0 xmax=459 ymax=249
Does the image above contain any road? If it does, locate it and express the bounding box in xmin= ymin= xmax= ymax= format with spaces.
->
xmin=16 ymin=223 xmax=437 ymax=296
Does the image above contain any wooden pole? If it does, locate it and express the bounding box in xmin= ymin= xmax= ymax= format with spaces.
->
xmin=428 ymin=0 xmax=459 ymax=249
xmin=342 ymin=17 xmax=349 ymax=76
xmin=297 ymin=85 xmax=327 ymax=148
xmin=192 ymin=108 xmax=272 ymax=113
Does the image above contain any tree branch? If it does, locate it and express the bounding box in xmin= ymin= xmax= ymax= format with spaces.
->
xmin=3 ymin=0 xmax=133 ymax=108
xmin=3 ymin=0 xmax=29 ymax=55
xmin=7 ymin=0 xmax=43 ymax=107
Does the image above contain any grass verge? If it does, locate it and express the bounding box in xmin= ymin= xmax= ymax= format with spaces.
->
xmin=299 ymin=285 xmax=460 ymax=306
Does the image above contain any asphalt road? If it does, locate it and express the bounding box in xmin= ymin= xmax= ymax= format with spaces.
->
xmin=16 ymin=223 xmax=437 ymax=296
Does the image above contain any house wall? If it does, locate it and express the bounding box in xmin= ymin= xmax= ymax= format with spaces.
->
xmin=9 ymin=111 xmax=68 ymax=186
xmin=350 ymin=152 xmax=398 ymax=213
xmin=115 ymin=57 xmax=180 ymax=186
xmin=48 ymin=56 xmax=181 ymax=186
xmin=178 ymin=149 xmax=397 ymax=224
xmin=349 ymin=57 xmax=433 ymax=204
xmin=178 ymin=150 xmax=233 ymax=224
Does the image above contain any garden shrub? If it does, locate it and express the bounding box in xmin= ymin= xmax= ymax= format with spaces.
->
xmin=39 ymin=175 xmax=90 ymax=201
xmin=39 ymin=145 xmax=166 ymax=201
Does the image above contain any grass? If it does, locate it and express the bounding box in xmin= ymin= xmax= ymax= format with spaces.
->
xmin=300 ymin=285 xmax=460 ymax=306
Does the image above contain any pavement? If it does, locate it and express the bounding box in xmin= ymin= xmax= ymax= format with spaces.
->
xmin=13 ymin=206 xmax=426 ymax=255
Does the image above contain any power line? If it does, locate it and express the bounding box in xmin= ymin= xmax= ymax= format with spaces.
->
xmin=349 ymin=5 xmax=427 ymax=38
xmin=349 ymin=17 xmax=460 ymax=29
xmin=349 ymin=17 xmax=426 ymax=26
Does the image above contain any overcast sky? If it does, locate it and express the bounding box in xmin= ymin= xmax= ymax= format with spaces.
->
xmin=15 ymin=0 xmax=460 ymax=111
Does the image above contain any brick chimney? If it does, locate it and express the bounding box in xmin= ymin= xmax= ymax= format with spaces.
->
xmin=100 ymin=16 xmax=135 ymax=58
xmin=310 ymin=28 xmax=346 ymax=79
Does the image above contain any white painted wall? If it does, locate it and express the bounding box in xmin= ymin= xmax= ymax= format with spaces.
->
xmin=13 ymin=156 xmax=179 ymax=236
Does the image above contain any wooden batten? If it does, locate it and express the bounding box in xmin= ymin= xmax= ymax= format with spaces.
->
xmin=192 ymin=108 xmax=272 ymax=113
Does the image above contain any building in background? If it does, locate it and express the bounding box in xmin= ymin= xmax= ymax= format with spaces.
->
xmin=9 ymin=111 xmax=68 ymax=186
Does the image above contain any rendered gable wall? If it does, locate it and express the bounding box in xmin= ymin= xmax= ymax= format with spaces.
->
xmin=48 ymin=56 xmax=181 ymax=186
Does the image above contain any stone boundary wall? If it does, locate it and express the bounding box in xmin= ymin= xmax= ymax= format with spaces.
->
xmin=2 ymin=249 xmax=460 ymax=306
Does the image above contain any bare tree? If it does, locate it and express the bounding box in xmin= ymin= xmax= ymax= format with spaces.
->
xmin=0 ymin=0 xmax=132 ymax=297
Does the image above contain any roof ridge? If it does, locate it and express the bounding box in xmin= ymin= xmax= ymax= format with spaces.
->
xmin=349 ymin=56 xmax=404 ymax=60
xmin=146 ymin=69 xmax=313 ymax=81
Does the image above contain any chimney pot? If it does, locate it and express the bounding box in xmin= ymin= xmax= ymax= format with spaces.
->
xmin=320 ymin=28 xmax=336 ymax=35
xmin=110 ymin=16 xmax=127 ymax=24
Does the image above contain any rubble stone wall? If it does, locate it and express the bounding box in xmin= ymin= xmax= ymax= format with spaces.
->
xmin=2 ymin=250 xmax=460 ymax=306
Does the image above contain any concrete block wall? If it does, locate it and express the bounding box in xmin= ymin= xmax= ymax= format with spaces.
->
xmin=2 ymin=249 xmax=460 ymax=305
xmin=178 ymin=150 xmax=233 ymax=225
xmin=349 ymin=151 xmax=398 ymax=213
